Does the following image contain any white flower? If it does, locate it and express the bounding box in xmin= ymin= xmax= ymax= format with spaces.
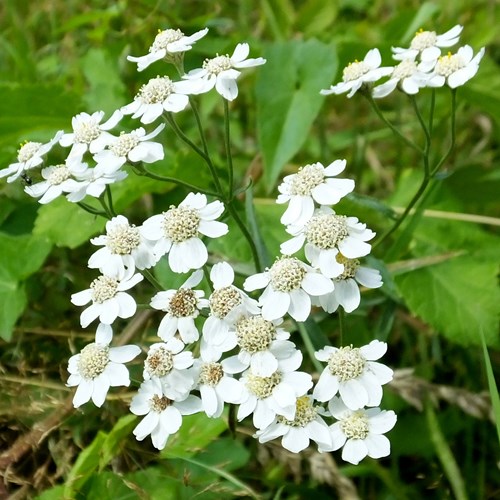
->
xmin=67 ymin=324 xmax=141 ymax=408
xmin=312 ymin=340 xmax=393 ymax=410
xmin=325 ymin=397 xmax=397 ymax=464
xmin=93 ymin=124 xmax=165 ymax=173
xmin=316 ymin=255 xmax=383 ymax=313
xmin=281 ymin=207 xmax=376 ymax=278
xmin=244 ymin=256 xmax=334 ymax=322
xmin=320 ymin=49 xmax=392 ymax=98
xmin=141 ymin=192 xmax=228 ymax=273
xmin=131 ymin=378 xmax=202 ymax=450
xmin=0 ymin=131 xmax=63 ymax=183
xmin=121 ymin=76 xmax=194 ymax=124
xmin=255 ymin=395 xmax=332 ymax=453
xmin=183 ymin=43 xmax=266 ymax=101
xmin=127 ymin=27 xmax=209 ymax=71
xmin=373 ymin=59 xmax=431 ymax=98
xmin=59 ymin=110 xmax=123 ymax=158
xmin=277 ymin=160 xmax=355 ymax=226
xmin=392 ymin=25 xmax=463 ymax=62
xmin=237 ymin=352 xmax=313 ymax=430
xmin=421 ymin=46 xmax=485 ymax=89
xmin=150 ymin=270 xmax=208 ymax=344
xmin=143 ymin=339 xmax=195 ymax=401
xmin=71 ymin=267 xmax=143 ymax=328
xmin=88 ymin=215 xmax=157 ymax=275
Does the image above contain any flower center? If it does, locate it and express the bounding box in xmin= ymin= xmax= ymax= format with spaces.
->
xmin=90 ymin=275 xmax=118 ymax=303
xmin=269 ymin=257 xmax=306 ymax=293
xmin=150 ymin=394 xmax=172 ymax=412
xmin=335 ymin=254 xmax=360 ymax=280
xmin=210 ymin=286 xmax=242 ymax=319
xmin=17 ymin=141 xmax=42 ymax=163
xmin=435 ymin=52 xmax=465 ymax=77
xmin=246 ymin=371 xmax=282 ymax=399
xmin=278 ymin=396 xmax=317 ymax=427
xmin=305 ymin=213 xmax=348 ymax=250
xmin=203 ymin=55 xmax=232 ymax=75
xmin=289 ymin=164 xmax=325 ymax=196
xmin=77 ymin=343 xmax=110 ymax=379
xmin=199 ymin=362 xmax=224 ymax=386
xmin=73 ymin=119 xmax=101 ymax=145
xmin=410 ymin=29 xmax=437 ymax=51
xmin=342 ymin=60 xmax=370 ymax=82
xmin=327 ymin=346 xmax=366 ymax=381
xmin=145 ymin=345 xmax=174 ymax=378
xmin=168 ymin=288 xmax=198 ymax=317
xmin=151 ymin=28 xmax=184 ymax=52
xmin=106 ymin=223 xmax=141 ymax=255
xmin=236 ymin=315 xmax=276 ymax=353
xmin=137 ymin=76 xmax=174 ymax=104
xmin=392 ymin=59 xmax=417 ymax=79
xmin=110 ymin=132 xmax=140 ymax=157
xmin=47 ymin=165 xmax=71 ymax=185
xmin=162 ymin=206 xmax=200 ymax=243
xmin=340 ymin=411 xmax=369 ymax=440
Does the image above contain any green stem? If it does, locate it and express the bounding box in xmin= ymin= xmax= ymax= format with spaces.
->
xmin=76 ymin=202 xmax=108 ymax=218
xmin=338 ymin=308 xmax=345 ymax=345
xmin=297 ymin=321 xmax=323 ymax=373
xmin=223 ymin=100 xmax=234 ymax=200
xmin=141 ymin=269 xmax=163 ymax=291
xmin=165 ymin=113 xmax=209 ymax=164
xmin=105 ymin=185 xmax=116 ymax=217
xmin=409 ymin=95 xmax=431 ymax=177
xmin=431 ymin=88 xmax=457 ymax=176
xmin=98 ymin=195 xmax=113 ymax=219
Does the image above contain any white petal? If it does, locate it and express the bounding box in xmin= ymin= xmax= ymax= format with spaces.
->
xmin=282 ymin=427 xmax=309 ymax=453
xmin=342 ymin=438 xmax=368 ymax=465
xmin=301 ymin=272 xmax=334 ymax=296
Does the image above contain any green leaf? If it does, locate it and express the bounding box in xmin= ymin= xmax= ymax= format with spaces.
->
xmin=256 ymin=39 xmax=337 ymax=191
xmin=399 ymin=2 xmax=441 ymax=44
xmin=98 ymin=415 xmax=137 ymax=471
xmin=0 ymin=273 xmax=26 ymax=340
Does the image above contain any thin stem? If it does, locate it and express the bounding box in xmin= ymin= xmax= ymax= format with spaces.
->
xmin=141 ymin=269 xmax=163 ymax=291
xmin=409 ymin=95 xmax=431 ymax=177
xmin=97 ymin=196 xmax=113 ymax=219
xmin=76 ymin=202 xmax=107 ymax=218
xmin=296 ymin=322 xmax=323 ymax=373
xmin=338 ymin=308 xmax=345 ymax=345
xmin=431 ymin=88 xmax=457 ymax=176
xmin=428 ymin=89 xmax=436 ymax=135
xmin=223 ymin=99 xmax=234 ymax=199
xmin=105 ymin=185 xmax=116 ymax=217
xmin=165 ymin=113 xmax=209 ymax=164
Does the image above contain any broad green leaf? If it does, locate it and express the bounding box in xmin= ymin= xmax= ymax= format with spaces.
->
xmin=256 ymin=39 xmax=337 ymax=190
xmin=35 ymin=485 xmax=65 ymax=500
xmin=296 ymin=0 xmax=338 ymax=37
xmin=98 ymin=414 xmax=137 ymax=471
xmin=0 ymin=273 xmax=26 ymax=340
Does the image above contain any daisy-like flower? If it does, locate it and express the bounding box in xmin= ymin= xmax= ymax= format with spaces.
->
xmin=325 ymin=397 xmax=397 ymax=464
xmin=320 ymin=49 xmax=392 ymax=98
xmin=372 ymin=59 xmax=431 ymax=98
xmin=121 ymin=76 xmax=194 ymax=125
xmin=141 ymin=192 xmax=228 ymax=274
xmin=0 ymin=131 xmax=63 ymax=183
xmin=143 ymin=339 xmax=195 ymax=401
xmin=281 ymin=207 xmax=376 ymax=278
xmin=131 ymin=378 xmax=202 ymax=450
xmin=59 ymin=110 xmax=123 ymax=158
xmin=183 ymin=43 xmax=266 ymax=101
xmin=312 ymin=340 xmax=393 ymax=410
xmin=127 ymin=27 xmax=209 ymax=71
xmin=93 ymin=124 xmax=165 ymax=173
xmin=244 ymin=256 xmax=334 ymax=322
xmin=237 ymin=352 xmax=313 ymax=430
xmin=276 ymin=160 xmax=355 ymax=226
xmin=67 ymin=324 xmax=141 ymax=408
xmin=255 ymin=395 xmax=332 ymax=453
xmin=392 ymin=25 xmax=463 ymax=62
xmin=202 ymin=262 xmax=259 ymax=345
xmin=316 ymin=255 xmax=383 ymax=313
xmin=421 ymin=46 xmax=485 ymax=89
xmin=88 ymin=215 xmax=157 ymax=275
xmin=150 ymin=270 xmax=208 ymax=344
xmin=71 ymin=267 xmax=143 ymax=328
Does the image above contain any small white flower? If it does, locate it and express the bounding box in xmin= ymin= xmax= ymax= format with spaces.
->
xmin=312 ymin=340 xmax=393 ymax=410
xmin=150 ymin=270 xmax=208 ymax=344
xmin=183 ymin=43 xmax=266 ymax=101
xmin=143 ymin=339 xmax=195 ymax=401
xmin=244 ymin=256 xmax=334 ymax=322
xmin=121 ymin=76 xmax=194 ymax=124
xmin=141 ymin=192 xmax=228 ymax=274
xmin=88 ymin=215 xmax=157 ymax=275
xmin=392 ymin=25 xmax=463 ymax=62
xmin=67 ymin=324 xmax=141 ymax=408
xmin=321 ymin=49 xmax=392 ymax=98
xmin=255 ymin=395 xmax=332 ymax=453
xmin=93 ymin=124 xmax=165 ymax=173
xmin=325 ymin=397 xmax=397 ymax=464
xmin=373 ymin=59 xmax=431 ymax=98
xmin=316 ymin=255 xmax=383 ymax=313
xmin=71 ymin=267 xmax=143 ymax=328
xmin=0 ymin=131 xmax=63 ymax=183
xmin=59 ymin=110 xmax=123 ymax=158
xmin=281 ymin=207 xmax=376 ymax=278
xmin=127 ymin=27 xmax=209 ymax=71
xmin=131 ymin=378 xmax=202 ymax=450
xmin=277 ymin=160 xmax=355 ymax=226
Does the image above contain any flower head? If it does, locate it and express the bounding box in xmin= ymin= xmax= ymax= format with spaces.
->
xmin=373 ymin=59 xmax=431 ymax=98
